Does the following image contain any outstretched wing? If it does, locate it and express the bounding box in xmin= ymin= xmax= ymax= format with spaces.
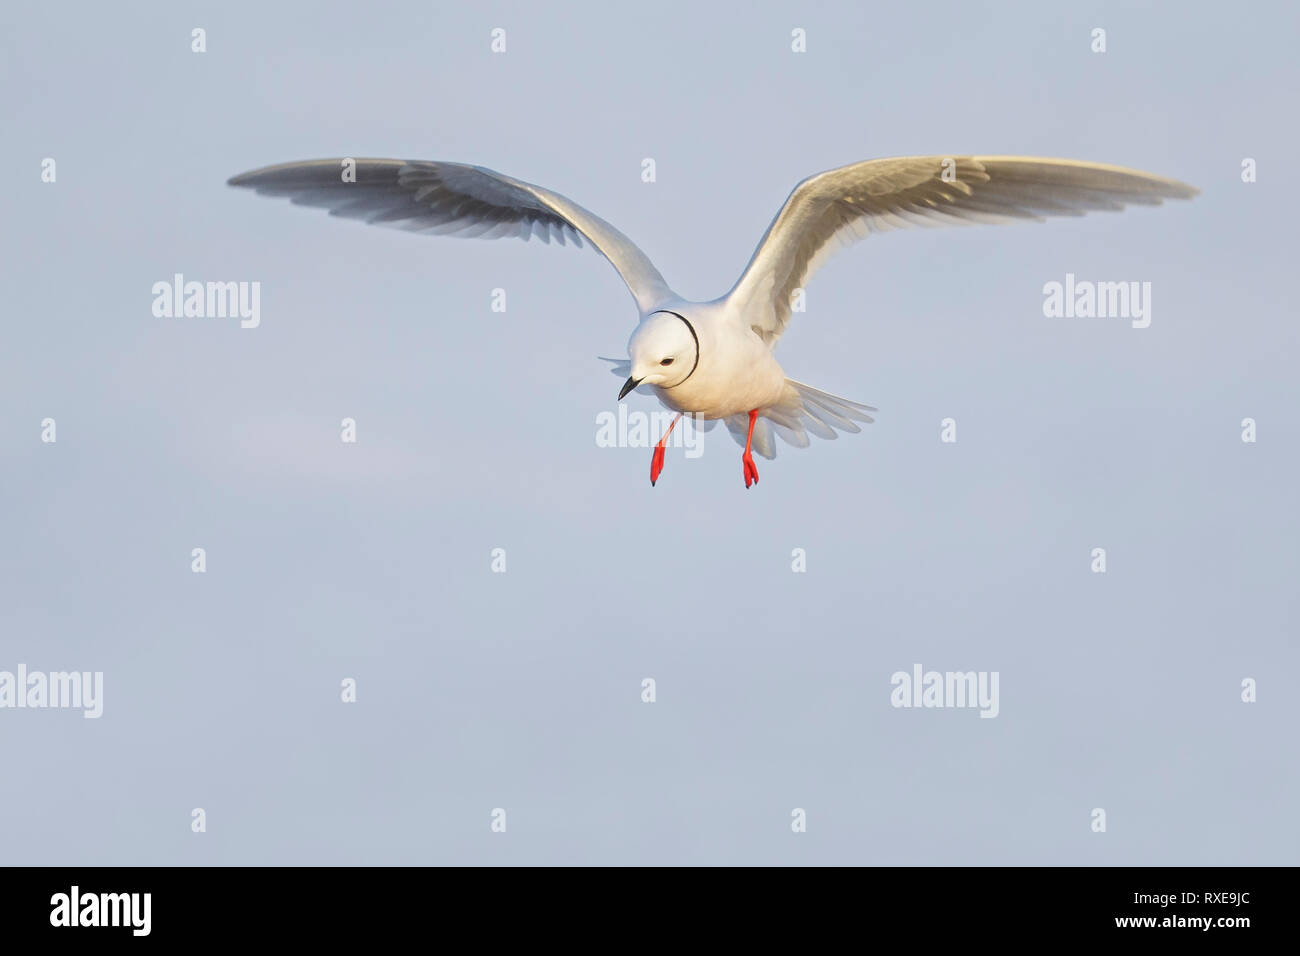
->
xmin=726 ymin=155 xmax=1198 ymax=344
xmin=228 ymin=158 xmax=673 ymax=314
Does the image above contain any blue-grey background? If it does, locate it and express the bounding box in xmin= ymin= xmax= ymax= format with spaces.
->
xmin=2 ymin=0 xmax=1296 ymax=865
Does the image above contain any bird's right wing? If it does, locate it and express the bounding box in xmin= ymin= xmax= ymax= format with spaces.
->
xmin=725 ymin=155 xmax=1198 ymax=344
xmin=228 ymin=158 xmax=674 ymax=314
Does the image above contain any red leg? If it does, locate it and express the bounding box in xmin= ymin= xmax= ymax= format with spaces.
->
xmin=742 ymin=409 xmax=760 ymax=488
xmin=650 ymin=413 xmax=683 ymax=486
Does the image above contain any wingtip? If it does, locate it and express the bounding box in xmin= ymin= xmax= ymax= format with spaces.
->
xmin=226 ymin=159 xmax=334 ymax=189
xmin=1160 ymin=176 xmax=1200 ymax=200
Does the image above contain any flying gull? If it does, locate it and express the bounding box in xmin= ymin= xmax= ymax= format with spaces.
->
xmin=229 ymin=155 xmax=1197 ymax=487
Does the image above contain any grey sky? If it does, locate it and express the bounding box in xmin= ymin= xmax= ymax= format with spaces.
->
xmin=1 ymin=0 xmax=1296 ymax=864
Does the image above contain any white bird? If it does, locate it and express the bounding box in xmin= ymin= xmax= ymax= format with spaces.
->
xmin=229 ymin=156 xmax=1196 ymax=488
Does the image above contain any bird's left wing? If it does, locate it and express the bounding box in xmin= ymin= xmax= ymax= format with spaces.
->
xmin=724 ymin=155 xmax=1198 ymax=344
xmin=228 ymin=158 xmax=673 ymax=314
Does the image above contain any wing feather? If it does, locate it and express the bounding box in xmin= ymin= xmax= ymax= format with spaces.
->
xmin=228 ymin=158 xmax=672 ymax=313
xmin=726 ymin=155 xmax=1197 ymax=344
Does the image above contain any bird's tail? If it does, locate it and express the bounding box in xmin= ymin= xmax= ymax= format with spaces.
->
xmin=724 ymin=379 xmax=876 ymax=459
xmin=598 ymin=356 xmax=631 ymax=377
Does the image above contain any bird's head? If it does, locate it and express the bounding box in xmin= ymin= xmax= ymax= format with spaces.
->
xmin=619 ymin=311 xmax=699 ymax=399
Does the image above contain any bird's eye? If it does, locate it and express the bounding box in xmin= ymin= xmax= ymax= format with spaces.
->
xmin=660 ymin=358 xmax=674 ymax=366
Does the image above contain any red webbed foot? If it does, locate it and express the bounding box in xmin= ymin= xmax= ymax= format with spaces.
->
xmin=741 ymin=408 xmax=760 ymax=489
xmin=649 ymin=412 xmax=683 ymax=487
